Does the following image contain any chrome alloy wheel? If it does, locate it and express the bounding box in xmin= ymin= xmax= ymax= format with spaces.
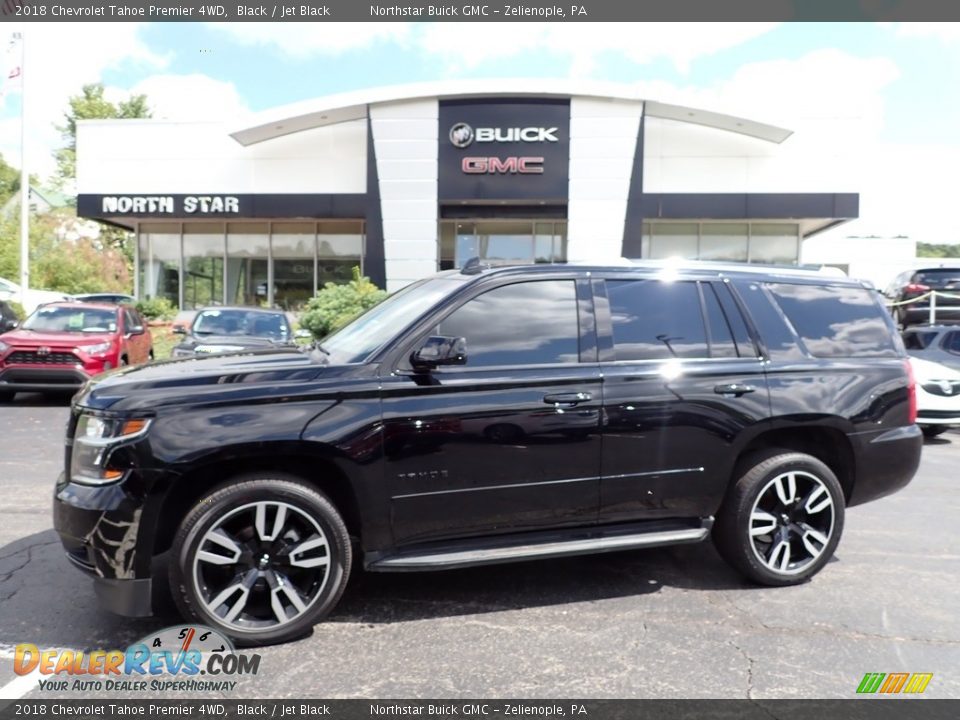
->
xmin=192 ymin=501 xmax=332 ymax=630
xmin=747 ymin=470 xmax=835 ymax=576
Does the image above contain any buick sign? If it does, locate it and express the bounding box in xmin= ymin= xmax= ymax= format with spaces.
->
xmin=449 ymin=123 xmax=559 ymax=146
xmin=449 ymin=123 xmax=475 ymax=148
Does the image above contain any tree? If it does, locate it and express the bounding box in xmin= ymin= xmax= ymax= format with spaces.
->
xmin=917 ymin=242 xmax=960 ymax=258
xmin=54 ymin=84 xmax=152 ymax=188
xmin=52 ymin=84 xmax=152 ymax=273
xmin=0 ymin=153 xmax=20 ymax=208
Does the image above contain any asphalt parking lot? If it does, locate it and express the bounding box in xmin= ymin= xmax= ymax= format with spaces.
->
xmin=0 ymin=393 xmax=958 ymax=700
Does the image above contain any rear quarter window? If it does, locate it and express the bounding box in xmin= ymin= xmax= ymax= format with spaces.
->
xmin=766 ymin=282 xmax=899 ymax=358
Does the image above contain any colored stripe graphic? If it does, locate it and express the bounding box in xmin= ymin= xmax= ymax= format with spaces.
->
xmin=857 ymin=673 xmax=885 ymax=693
xmin=880 ymin=673 xmax=909 ymax=693
xmin=903 ymin=673 xmax=934 ymax=694
xmin=856 ymin=672 xmax=933 ymax=694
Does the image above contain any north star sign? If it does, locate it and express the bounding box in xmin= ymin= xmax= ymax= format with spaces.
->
xmin=101 ymin=195 xmax=240 ymax=214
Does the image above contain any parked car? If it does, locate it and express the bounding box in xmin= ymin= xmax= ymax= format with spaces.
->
xmin=902 ymin=324 xmax=960 ymax=373
xmin=910 ymin=356 xmax=960 ymax=438
xmin=885 ymin=266 xmax=960 ymax=328
xmin=170 ymin=306 xmax=295 ymax=357
xmin=0 ymin=276 xmax=73 ymax=315
xmin=0 ymin=302 xmax=152 ymax=401
xmin=73 ymin=293 xmax=137 ymax=305
xmin=54 ymin=262 xmax=921 ymax=645
xmin=0 ymin=300 xmax=19 ymax=333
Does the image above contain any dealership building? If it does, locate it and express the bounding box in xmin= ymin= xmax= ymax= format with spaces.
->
xmin=75 ymin=79 xmax=859 ymax=309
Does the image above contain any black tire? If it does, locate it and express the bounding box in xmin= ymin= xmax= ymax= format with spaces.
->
xmin=169 ymin=473 xmax=352 ymax=647
xmin=119 ymin=356 xmax=128 ymax=367
xmin=148 ymin=350 xmax=155 ymax=361
xmin=922 ymin=426 xmax=948 ymax=439
xmin=713 ymin=449 xmax=844 ymax=587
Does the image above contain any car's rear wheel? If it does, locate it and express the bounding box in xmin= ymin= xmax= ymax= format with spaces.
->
xmin=714 ymin=450 xmax=844 ymax=586
xmin=169 ymin=474 xmax=352 ymax=646
xmin=922 ymin=426 xmax=948 ymax=439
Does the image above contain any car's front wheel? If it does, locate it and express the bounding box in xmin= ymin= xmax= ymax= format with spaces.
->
xmin=921 ymin=426 xmax=948 ymax=439
xmin=169 ymin=474 xmax=352 ymax=646
xmin=713 ymin=450 xmax=844 ymax=586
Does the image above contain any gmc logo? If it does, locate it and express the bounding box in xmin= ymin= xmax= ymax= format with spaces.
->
xmin=462 ymin=157 xmax=545 ymax=174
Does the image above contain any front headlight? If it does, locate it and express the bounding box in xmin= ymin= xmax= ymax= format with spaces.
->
xmin=70 ymin=413 xmax=152 ymax=485
xmin=80 ymin=341 xmax=113 ymax=355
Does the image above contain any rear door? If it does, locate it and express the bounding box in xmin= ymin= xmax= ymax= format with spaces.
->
xmin=596 ymin=276 xmax=770 ymax=522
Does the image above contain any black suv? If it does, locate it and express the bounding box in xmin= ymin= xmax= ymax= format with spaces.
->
xmin=54 ymin=262 xmax=922 ymax=645
xmin=885 ymin=266 xmax=960 ymax=327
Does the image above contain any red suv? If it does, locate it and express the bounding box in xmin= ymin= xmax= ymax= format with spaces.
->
xmin=0 ymin=302 xmax=153 ymax=401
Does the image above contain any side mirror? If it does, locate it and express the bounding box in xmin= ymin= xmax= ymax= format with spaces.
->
xmin=128 ymin=325 xmax=145 ymax=336
xmin=2 ymin=318 xmax=17 ymax=332
xmin=411 ymin=336 xmax=467 ymax=371
xmin=172 ymin=325 xmax=187 ymax=335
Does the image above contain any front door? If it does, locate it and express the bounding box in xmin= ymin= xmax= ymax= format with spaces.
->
xmin=380 ymin=277 xmax=602 ymax=546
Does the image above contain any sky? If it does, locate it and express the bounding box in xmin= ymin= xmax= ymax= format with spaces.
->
xmin=1 ymin=21 xmax=959 ymax=242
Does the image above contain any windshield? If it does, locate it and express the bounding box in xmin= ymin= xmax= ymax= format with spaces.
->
xmin=22 ymin=306 xmax=117 ymax=333
xmin=319 ymin=277 xmax=466 ymax=364
xmin=192 ymin=309 xmax=290 ymax=339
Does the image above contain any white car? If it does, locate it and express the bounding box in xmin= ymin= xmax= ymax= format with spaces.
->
xmin=911 ymin=356 xmax=960 ymax=438
xmin=0 ymin=277 xmax=73 ymax=315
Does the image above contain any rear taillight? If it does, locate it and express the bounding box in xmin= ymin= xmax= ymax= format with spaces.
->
xmin=905 ymin=359 xmax=917 ymax=424
xmin=904 ymin=282 xmax=930 ymax=294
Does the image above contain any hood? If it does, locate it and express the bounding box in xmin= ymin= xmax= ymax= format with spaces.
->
xmin=179 ymin=334 xmax=288 ymax=352
xmin=0 ymin=329 xmax=115 ymax=347
xmin=74 ymin=347 xmax=360 ymax=412
xmin=910 ymin=356 xmax=960 ymax=382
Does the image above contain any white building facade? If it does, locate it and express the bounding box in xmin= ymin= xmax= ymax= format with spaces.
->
xmin=75 ymin=80 xmax=858 ymax=309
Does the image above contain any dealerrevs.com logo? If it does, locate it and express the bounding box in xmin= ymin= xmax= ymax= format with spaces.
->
xmin=14 ymin=625 xmax=261 ymax=693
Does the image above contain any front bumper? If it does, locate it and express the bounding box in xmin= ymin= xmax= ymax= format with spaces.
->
xmin=0 ymin=366 xmax=92 ymax=392
xmin=53 ymin=470 xmax=162 ymax=617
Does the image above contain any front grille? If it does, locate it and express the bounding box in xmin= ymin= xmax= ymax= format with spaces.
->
xmin=6 ymin=350 xmax=79 ymax=365
xmin=918 ymin=410 xmax=960 ymax=419
xmin=921 ymin=381 xmax=960 ymax=397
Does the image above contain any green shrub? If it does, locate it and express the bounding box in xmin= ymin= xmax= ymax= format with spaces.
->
xmin=299 ymin=267 xmax=387 ymax=340
xmin=136 ymin=297 xmax=176 ymax=321
xmin=8 ymin=301 xmax=25 ymax=320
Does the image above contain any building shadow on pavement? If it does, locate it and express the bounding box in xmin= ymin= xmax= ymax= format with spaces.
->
xmin=0 ymin=526 xmax=791 ymax=650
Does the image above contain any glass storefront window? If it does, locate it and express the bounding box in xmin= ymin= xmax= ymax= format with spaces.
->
xmin=227 ymin=223 xmax=269 ymax=307
xmin=272 ymin=222 xmax=315 ymax=312
xmin=138 ymin=224 xmax=179 ymax=307
xmin=648 ymin=223 xmax=699 ymax=259
xmin=440 ymin=220 xmax=567 ymax=269
xmin=700 ymin=223 xmax=749 ymax=262
xmin=182 ymin=223 xmax=225 ymax=309
xmin=750 ymin=223 xmax=800 ymax=264
xmin=640 ymin=221 xmax=801 ymax=265
xmin=317 ymin=221 xmax=364 ymax=290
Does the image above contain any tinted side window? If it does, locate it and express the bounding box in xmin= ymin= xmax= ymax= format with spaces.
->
xmin=124 ymin=309 xmax=140 ymax=330
xmin=903 ymin=331 xmax=937 ymax=350
xmin=437 ymin=280 xmax=579 ymax=367
xmin=701 ymin=284 xmax=739 ymax=358
xmin=606 ymin=280 xmax=707 ymax=360
xmin=943 ymin=331 xmax=960 ymax=355
xmin=766 ymin=283 xmax=898 ymax=358
xmin=713 ymin=282 xmax=758 ymax=358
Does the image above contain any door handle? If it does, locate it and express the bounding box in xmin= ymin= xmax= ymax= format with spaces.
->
xmin=543 ymin=392 xmax=592 ymax=406
xmin=714 ymin=383 xmax=756 ymax=397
